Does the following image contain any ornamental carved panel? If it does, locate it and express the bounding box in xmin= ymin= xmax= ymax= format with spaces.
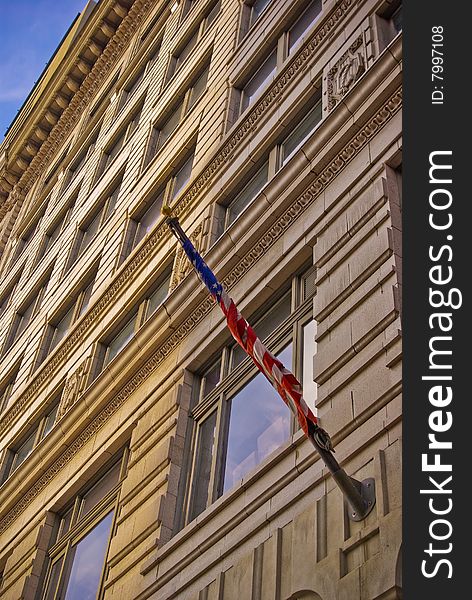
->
xmin=327 ymin=35 xmax=367 ymax=111
xmin=170 ymin=220 xmax=207 ymax=292
xmin=56 ymin=356 xmax=91 ymax=422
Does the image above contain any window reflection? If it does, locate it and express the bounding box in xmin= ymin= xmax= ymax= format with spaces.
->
xmin=223 ymin=343 xmax=292 ymax=492
xmin=63 ymin=511 xmax=114 ymax=600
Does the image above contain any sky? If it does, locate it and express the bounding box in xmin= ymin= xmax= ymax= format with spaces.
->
xmin=0 ymin=0 xmax=89 ymax=138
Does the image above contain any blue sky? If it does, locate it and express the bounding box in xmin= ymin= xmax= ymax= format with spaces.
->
xmin=0 ymin=0 xmax=89 ymax=137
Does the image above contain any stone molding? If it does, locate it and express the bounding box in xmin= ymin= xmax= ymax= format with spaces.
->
xmin=0 ymin=87 xmax=402 ymax=533
xmin=0 ymin=0 xmax=361 ymax=437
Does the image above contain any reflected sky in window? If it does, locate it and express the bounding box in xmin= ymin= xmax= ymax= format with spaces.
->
xmin=63 ymin=510 xmax=114 ymax=600
xmin=223 ymin=344 xmax=292 ymax=492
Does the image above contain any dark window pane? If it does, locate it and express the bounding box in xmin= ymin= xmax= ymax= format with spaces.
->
xmin=288 ymin=0 xmax=322 ymax=53
xmin=204 ymin=1 xmax=220 ymax=30
xmin=16 ymin=296 xmax=37 ymax=338
xmin=63 ymin=510 xmax=114 ymax=600
xmin=50 ymin=305 xmax=75 ymax=351
xmin=58 ymin=507 xmax=74 ymax=541
xmin=156 ymin=104 xmax=182 ymax=152
xmin=227 ymin=161 xmax=268 ymax=227
xmin=41 ymin=404 xmax=59 ymax=441
xmin=147 ymin=272 xmax=171 ymax=318
xmin=176 ymin=31 xmax=198 ymax=71
xmin=104 ymin=314 xmax=137 ymax=367
xmin=189 ymin=411 xmax=217 ymax=520
xmin=80 ymin=462 xmax=121 ymax=519
xmin=172 ymin=152 xmax=194 ymax=200
xmin=392 ymin=5 xmax=402 ymax=33
xmin=241 ymin=50 xmax=276 ymax=112
xmin=223 ymin=344 xmax=292 ymax=492
xmin=280 ymin=98 xmax=322 ymax=165
xmin=202 ymin=359 xmax=221 ymax=397
xmin=78 ymin=209 xmax=102 ymax=256
xmin=249 ymin=0 xmax=271 ymax=27
xmin=44 ymin=556 xmax=64 ymax=600
xmin=187 ymin=66 xmax=209 ymax=112
xmin=134 ymin=191 xmax=164 ymax=247
xmin=11 ymin=431 xmax=36 ymax=472
xmin=77 ymin=280 xmax=94 ymax=319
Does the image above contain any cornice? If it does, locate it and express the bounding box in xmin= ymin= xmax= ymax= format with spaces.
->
xmin=0 ymin=86 xmax=402 ymax=534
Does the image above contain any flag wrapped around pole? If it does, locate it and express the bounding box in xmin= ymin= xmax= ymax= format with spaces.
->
xmin=163 ymin=208 xmax=333 ymax=453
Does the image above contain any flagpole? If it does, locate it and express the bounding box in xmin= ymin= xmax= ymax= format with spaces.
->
xmin=163 ymin=211 xmax=375 ymax=521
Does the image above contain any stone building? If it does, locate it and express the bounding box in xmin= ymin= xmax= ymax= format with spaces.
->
xmin=0 ymin=0 xmax=402 ymax=598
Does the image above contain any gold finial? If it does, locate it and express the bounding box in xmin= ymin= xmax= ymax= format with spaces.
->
xmin=161 ymin=204 xmax=173 ymax=217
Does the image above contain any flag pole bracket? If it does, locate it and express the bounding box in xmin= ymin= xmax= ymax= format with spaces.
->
xmin=344 ymin=476 xmax=376 ymax=522
xmin=309 ymin=426 xmax=376 ymax=521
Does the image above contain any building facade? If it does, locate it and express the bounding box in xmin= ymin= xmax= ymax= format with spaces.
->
xmin=0 ymin=0 xmax=402 ymax=598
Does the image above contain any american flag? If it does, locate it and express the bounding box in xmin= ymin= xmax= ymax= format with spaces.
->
xmin=165 ymin=214 xmax=333 ymax=452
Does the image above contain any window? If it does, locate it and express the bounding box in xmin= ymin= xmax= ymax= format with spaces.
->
xmin=222 ymin=88 xmax=321 ymax=232
xmin=36 ymin=193 xmax=77 ymax=265
xmin=1 ymin=398 xmax=60 ymax=483
xmin=279 ymin=89 xmax=322 ymax=167
xmin=94 ymin=267 xmax=171 ymax=375
xmin=43 ymin=145 xmax=70 ymax=190
xmin=138 ymin=6 xmax=167 ymax=49
xmin=166 ymin=1 xmax=219 ymax=80
xmin=392 ymin=5 xmax=402 ymax=34
xmin=37 ymin=275 xmax=96 ymax=365
xmin=95 ymin=106 xmax=141 ymax=180
xmin=89 ymin=71 xmax=120 ymax=121
xmin=0 ymin=272 xmax=22 ymax=318
xmin=117 ymin=43 xmax=161 ymax=112
xmin=181 ymin=0 xmax=198 ymax=20
xmin=239 ymin=49 xmax=277 ymax=114
xmin=248 ymin=0 xmax=272 ymax=29
xmin=93 ymin=267 xmax=172 ymax=377
xmin=184 ymin=267 xmax=317 ymax=523
xmin=126 ymin=149 xmax=195 ymax=258
xmin=40 ymin=452 xmax=128 ymax=600
xmin=287 ymin=0 xmax=322 ymax=54
xmin=144 ymin=65 xmax=209 ymax=167
xmin=3 ymin=274 xmax=51 ymax=353
xmin=376 ymin=1 xmax=402 ymax=51
xmin=234 ymin=2 xmax=322 ymax=120
xmin=226 ymin=161 xmax=269 ymax=228
xmin=61 ymin=128 xmax=100 ymax=192
xmin=103 ymin=312 xmax=139 ymax=369
xmin=11 ymin=206 xmax=46 ymax=263
xmin=0 ymin=364 xmax=21 ymax=414
xmin=67 ymin=177 xmax=122 ymax=269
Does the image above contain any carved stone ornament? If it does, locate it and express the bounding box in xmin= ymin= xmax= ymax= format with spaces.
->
xmin=56 ymin=356 xmax=91 ymax=421
xmin=170 ymin=222 xmax=206 ymax=291
xmin=327 ymin=35 xmax=366 ymax=110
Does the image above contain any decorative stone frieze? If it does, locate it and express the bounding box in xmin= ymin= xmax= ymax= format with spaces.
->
xmin=327 ymin=35 xmax=367 ymax=111
xmin=170 ymin=222 xmax=206 ymax=292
